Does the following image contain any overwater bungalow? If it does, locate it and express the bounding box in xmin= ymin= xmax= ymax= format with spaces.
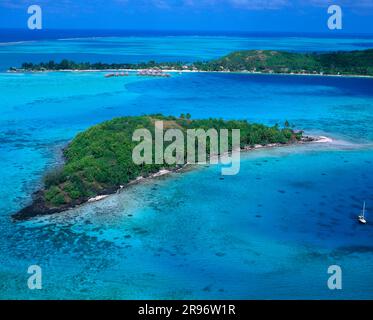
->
xmin=105 ymin=72 xmax=129 ymax=78
xmin=137 ymin=69 xmax=171 ymax=77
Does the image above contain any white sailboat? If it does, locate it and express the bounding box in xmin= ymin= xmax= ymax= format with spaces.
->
xmin=358 ymin=202 xmax=367 ymax=224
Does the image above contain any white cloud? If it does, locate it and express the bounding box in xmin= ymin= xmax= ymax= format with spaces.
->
xmin=228 ymin=0 xmax=290 ymax=10
xmin=306 ymin=0 xmax=373 ymax=9
xmin=1 ymin=0 xmax=372 ymax=11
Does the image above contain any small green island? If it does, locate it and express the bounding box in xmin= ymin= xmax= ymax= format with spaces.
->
xmin=10 ymin=49 xmax=373 ymax=76
xmin=13 ymin=115 xmax=308 ymax=220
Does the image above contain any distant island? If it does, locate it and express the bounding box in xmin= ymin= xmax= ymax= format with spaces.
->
xmin=14 ymin=114 xmax=310 ymax=220
xmin=9 ymin=49 xmax=373 ymax=76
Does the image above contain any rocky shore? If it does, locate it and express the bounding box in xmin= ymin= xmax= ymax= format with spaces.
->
xmin=12 ymin=134 xmax=325 ymax=221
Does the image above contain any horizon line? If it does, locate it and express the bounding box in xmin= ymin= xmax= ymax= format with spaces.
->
xmin=1 ymin=28 xmax=373 ymax=36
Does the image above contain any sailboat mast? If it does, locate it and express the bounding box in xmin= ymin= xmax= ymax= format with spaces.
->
xmin=363 ymin=201 xmax=366 ymax=218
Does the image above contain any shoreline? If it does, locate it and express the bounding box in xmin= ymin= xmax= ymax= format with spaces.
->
xmin=12 ymin=134 xmax=332 ymax=221
xmin=5 ymin=69 xmax=373 ymax=79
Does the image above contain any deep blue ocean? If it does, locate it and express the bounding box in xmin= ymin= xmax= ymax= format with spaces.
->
xmin=0 ymin=31 xmax=373 ymax=299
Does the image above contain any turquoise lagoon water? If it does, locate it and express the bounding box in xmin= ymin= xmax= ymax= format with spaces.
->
xmin=1 ymin=33 xmax=373 ymax=71
xmin=1 ymin=70 xmax=373 ymax=299
xmin=1 ymin=29 xmax=373 ymax=299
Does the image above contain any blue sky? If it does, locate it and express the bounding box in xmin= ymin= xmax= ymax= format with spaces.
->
xmin=0 ymin=0 xmax=372 ymax=33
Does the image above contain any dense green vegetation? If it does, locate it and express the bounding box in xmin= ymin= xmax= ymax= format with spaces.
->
xmin=12 ymin=49 xmax=373 ymax=76
xmin=197 ymin=49 xmax=373 ymax=75
xmin=12 ymin=59 xmax=188 ymax=72
xmin=41 ymin=115 xmax=301 ymax=207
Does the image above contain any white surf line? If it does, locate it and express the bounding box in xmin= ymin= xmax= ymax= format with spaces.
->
xmin=313 ymin=136 xmax=334 ymax=143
